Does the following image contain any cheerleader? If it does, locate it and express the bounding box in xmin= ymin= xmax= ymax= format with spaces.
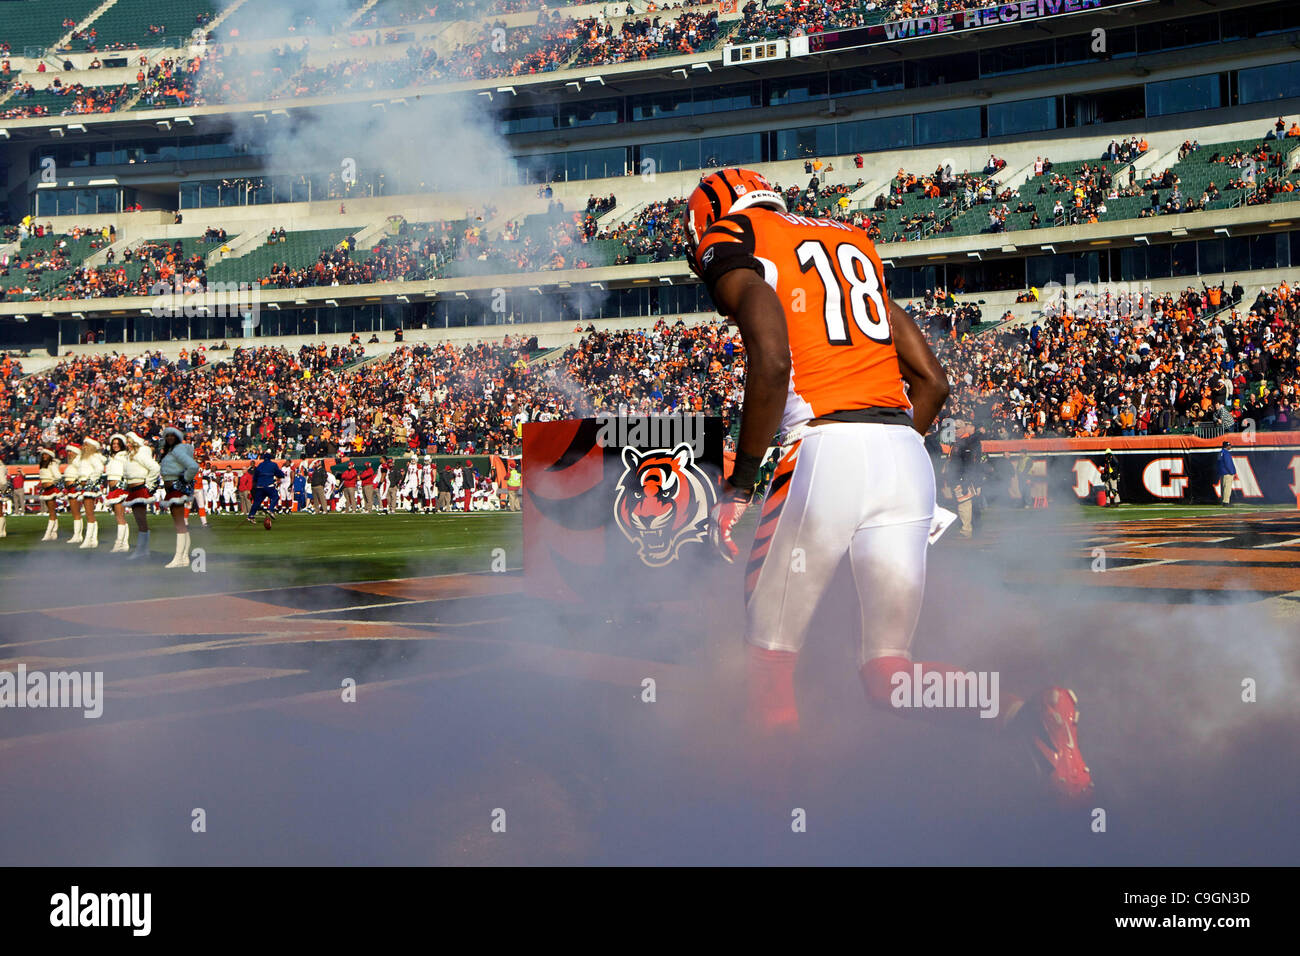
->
xmin=37 ymin=447 xmax=62 ymax=541
xmin=64 ymin=444 xmax=85 ymax=543
xmin=77 ymin=438 xmax=106 ymax=550
xmin=158 ymin=426 xmax=199 ymax=569
xmin=122 ymin=432 xmax=160 ymax=560
xmin=103 ymin=433 xmax=132 ymax=553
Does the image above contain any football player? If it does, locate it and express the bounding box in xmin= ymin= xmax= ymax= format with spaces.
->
xmin=686 ymin=168 xmax=1092 ymax=801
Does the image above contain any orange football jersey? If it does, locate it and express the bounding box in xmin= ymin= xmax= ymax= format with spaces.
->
xmin=695 ymin=207 xmax=911 ymax=430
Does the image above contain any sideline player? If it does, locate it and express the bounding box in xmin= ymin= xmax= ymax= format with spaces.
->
xmin=685 ymin=168 xmax=1092 ymax=801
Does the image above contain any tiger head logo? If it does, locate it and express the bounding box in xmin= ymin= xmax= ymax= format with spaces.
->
xmin=613 ymin=443 xmax=715 ymax=567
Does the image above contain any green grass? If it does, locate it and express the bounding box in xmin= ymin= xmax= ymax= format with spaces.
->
xmin=1067 ymin=502 xmax=1285 ymax=522
xmin=0 ymin=511 xmax=521 ymax=611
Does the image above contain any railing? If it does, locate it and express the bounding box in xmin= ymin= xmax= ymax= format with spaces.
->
xmin=1194 ymin=422 xmax=1226 ymax=440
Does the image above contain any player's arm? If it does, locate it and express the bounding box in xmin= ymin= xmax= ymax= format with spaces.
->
xmin=711 ymin=267 xmax=791 ymax=480
xmin=888 ymin=298 xmax=949 ymax=436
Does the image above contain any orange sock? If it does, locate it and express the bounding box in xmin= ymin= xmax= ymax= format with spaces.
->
xmin=746 ymin=645 xmax=799 ymax=733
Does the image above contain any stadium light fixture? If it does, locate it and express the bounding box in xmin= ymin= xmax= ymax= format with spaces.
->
xmin=325 ymin=299 xmax=339 ymax=308
xmin=967 ymin=252 xmax=981 ymax=260
xmin=1000 ymin=244 xmax=1016 ymax=254
xmin=691 ymin=63 xmax=712 ymax=73
xmin=371 ymin=102 xmax=386 ymax=112
xmin=67 ymin=123 xmax=87 ymax=133
xmin=455 ymin=291 xmax=470 ymax=299
xmin=1135 ymin=236 xmax=1150 ymax=245
xmin=1170 ymin=227 xmax=1188 ymax=238
xmin=589 ymin=282 xmax=605 ymax=290
xmin=477 ymin=91 xmax=493 ymax=102
xmin=496 ymin=86 xmax=516 ymax=96
xmin=565 ymin=81 xmax=581 ymax=92
xmin=156 ymin=120 xmax=171 ymax=131
xmin=175 ymin=115 xmax=194 ymax=125
xmin=1214 ymin=227 xmax=1231 ymax=237
xmin=267 ymin=303 xmax=280 ymax=311
xmin=139 ymin=309 xmax=152 ymax=315
xmin=15 ymin=315 xmax=28 ymax=323
xmin=529 ymin=286 xmax=543 ymax=294
xmin=250 ymin=113 xmax=267 ymax=124
xmin=1039 ymin=244 xmax=1055 ymax=253
xmin=294 ymin=298 xmax=308 ymax=305
xmin=660 ymin=276 xmax=674 ymax=284
xmin=881 ymin=259 xmax=894 ymax=268
xmin=0 ymin=129 xmax=9 ymax=140
xmin=672 ymin=68 xmax=689 ymax=80
xmin=72 ymin=312 xmax=85 ymax=320
xmin=390 ymin=98 xmax=407 ymax=106
xmin=584 ymin=76 xmax=605 ymax=86
xmin=269 ymin=110 xmax=287 ymax=120
xmin=396 ymin=295 xmax=409 ymax=303
xmin=50 ymin=128 xmax=65 ymax=138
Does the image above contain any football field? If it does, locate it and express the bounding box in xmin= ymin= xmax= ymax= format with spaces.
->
xmin=0 ymin=503 xmax=1297 ymax=864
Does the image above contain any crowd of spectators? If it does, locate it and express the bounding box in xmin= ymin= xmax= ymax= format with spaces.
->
xmin=0 ymin=318 xmax=746 ymax=463
xmin=923 ymin=280 xmax=1298 ymax=439
xmin=574 ymin=9 xmax=721 ymax=66
xmin=2 ymin=271 xmax=1296 ymax=464
xmin=0 ymin=79 xmax=132 ymax=119
xmin=736 ymin=0 xmax=993 ymax=42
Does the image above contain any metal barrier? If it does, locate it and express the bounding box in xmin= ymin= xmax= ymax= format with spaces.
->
xmin=1194 ymin=422 xmax=1225 ymax=439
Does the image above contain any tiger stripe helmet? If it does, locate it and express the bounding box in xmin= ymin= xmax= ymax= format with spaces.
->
xmin=685 ymin=168 xmax=786 ymax=254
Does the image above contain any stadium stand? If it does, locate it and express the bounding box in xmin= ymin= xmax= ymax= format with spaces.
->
xmin=62 ymin=0 xmax=218 ymax=52
xmin=0 ymin=0 xmax=101 ymax=55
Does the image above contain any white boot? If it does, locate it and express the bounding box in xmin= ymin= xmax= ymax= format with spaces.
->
xmin=43 ymin=519 xmax=57 ymax=541
xmin=80 ymin=521 xmax=98 ymax=549
xmin=69 ymin=517 xmax=84 ymax=544
xmin=164 ymin=532 xmax=190 ymax=568
xmin=0 ymin=515 xmax=6 ymax=538
xmin=111 ymin=524 xmax=130 ymax=553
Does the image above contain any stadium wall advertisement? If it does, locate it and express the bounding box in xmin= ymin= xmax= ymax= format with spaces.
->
xmin=984 ymin=433 xmax=1300 ymax=505
xmin=522 ymin=417 xmax=727 ymax=602
xmin=784 ymin=0 xmax=1151 ymax=57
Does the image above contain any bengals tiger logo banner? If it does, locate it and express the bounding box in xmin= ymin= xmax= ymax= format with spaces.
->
xmin=522 ymin=418 xmax=726 ymax=602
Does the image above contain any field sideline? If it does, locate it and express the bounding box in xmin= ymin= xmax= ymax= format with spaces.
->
xmin=0 ymin=511 xmax=522 ymax=609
